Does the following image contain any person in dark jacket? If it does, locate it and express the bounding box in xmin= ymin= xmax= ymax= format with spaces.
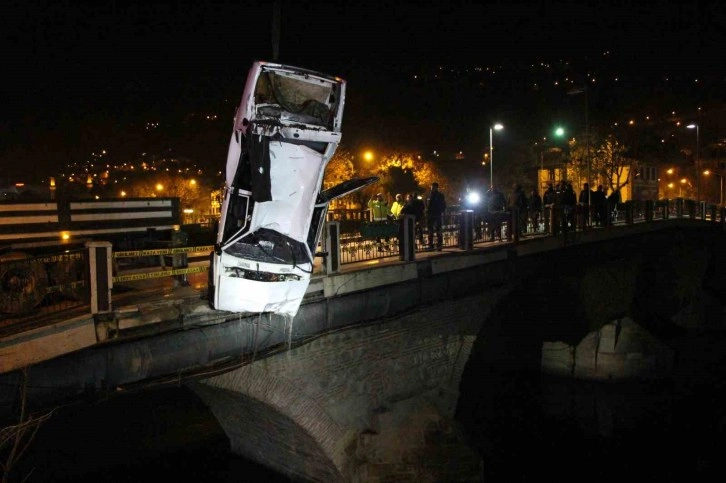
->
xmin=510 ymin=184 xmax=528 ymax=235
xmin=607 ymin=188 xmax=621 ymax=224
xmin=485 ymin=186 xmax=508 ymax=240
xmin=562 ymin=182 xmax=577 ymax=228
xmin=579 ymin=182 xmax=593 ymax=227
xmin=528 ymin=188 xmax=543 ymax=232
xmin=425 ymin=182 xmax=446 ymax=250
xmin=401 ymin=191 xmax=425 ymax=245
xmin=542 ymin=183 xmax=556 ymax=206
xmin=592 ymin=184 xmax=606 ymax=226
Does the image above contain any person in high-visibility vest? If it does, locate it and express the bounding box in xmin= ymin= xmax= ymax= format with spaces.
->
xmin=368 ymin=193 xmax=392 ymax=250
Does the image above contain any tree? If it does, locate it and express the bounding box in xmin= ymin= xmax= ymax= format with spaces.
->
xmin=376 ymin=151 xmax=450 ymax=197
xmin=323 ymin=147 xmax=355 ymax=190
xmin=592 ymin=134 xmax=636 ymax=193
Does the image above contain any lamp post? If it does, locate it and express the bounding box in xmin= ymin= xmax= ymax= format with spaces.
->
xmin=687 ymin=123 xmax=699 ymax=204
xmin=489 ymin=123 xmax=503 ymax=189
xmin=554 ymin=126 xmax=565 ymax=183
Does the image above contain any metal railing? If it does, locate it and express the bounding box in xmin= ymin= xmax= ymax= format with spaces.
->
xmin=2 ymin=199 xmax=724 ymax=330
xmin=323 ymin=199 xmax=726 ymax=267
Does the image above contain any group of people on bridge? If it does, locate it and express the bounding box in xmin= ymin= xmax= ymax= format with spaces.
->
xmin=367 ymin=182 xmax=446 ymax=251
xmin=367 ymin=179 xmax=624 ymax=251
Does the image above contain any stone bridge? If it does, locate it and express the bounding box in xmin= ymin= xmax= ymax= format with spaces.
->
xmin=2 ymin=220 xmax=725 ymax=481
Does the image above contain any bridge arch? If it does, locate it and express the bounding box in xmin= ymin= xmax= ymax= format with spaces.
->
xmin=189 ymin=292 xmax=499 ymax=482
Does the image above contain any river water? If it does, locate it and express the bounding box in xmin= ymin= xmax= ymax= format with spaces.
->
xmin=8 ymin=332 xmax=726 ymax=482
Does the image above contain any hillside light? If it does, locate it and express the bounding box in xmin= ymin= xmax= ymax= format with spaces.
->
xmin=489 ymin=123 xmax=504 ymax=188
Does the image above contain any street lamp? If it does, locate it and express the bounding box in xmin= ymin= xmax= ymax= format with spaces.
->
xmin=489 ymin=123 xmax=503 ymax=189
xmin=687 ymin=123 xmax=699 ymax=204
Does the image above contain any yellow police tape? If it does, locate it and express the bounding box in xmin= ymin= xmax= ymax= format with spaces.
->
xmin=113 ymin=265 xmax=208 ymax=283
xmin=113 ymin=245 xmax=214 ymax=258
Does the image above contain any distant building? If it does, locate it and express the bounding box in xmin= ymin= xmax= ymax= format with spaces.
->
xmin=631 ymin=165 xmax=659 ymax=201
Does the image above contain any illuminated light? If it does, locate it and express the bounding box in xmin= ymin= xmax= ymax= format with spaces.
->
xmin=156 ymin=183 xmax=163 ymax=191
xmin=15 ymin=183 xmax=25 ymax=187
xmin=363 ymin=151 xmax=374 ymax=162
xmin=667 ymin=168 xmax=674 ymax=174
xmin=681 ymin=178 xmax=687 ymax=184
xmin=61 ymin=231 xmax=71 ymax=241
xmin=668 ymin=183 xmax=674 ymax=188
xmin=120 ymin=191 xmax=126 ymax=197
xmin=183 ymin=208 xmax=194 ymax=214
xmin=704 ymin=170 xmax=711 ymax=175
xmin=190 ymin=179 xmax=197 ymax=186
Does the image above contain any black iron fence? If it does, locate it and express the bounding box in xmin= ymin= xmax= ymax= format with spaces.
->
xmin=324 ymin=199 xmax=726 ymax=266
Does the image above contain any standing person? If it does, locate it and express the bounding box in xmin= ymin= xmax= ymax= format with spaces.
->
xmin=562 ymin=182 xmax=577 ymax=228
xmin=390 ymin=193 xmax=405 ymax=220
xmin=607 ymin=188 xmax=621 ymax=224
xmin=486 ymin=185 xmax=507 ymax=241
xmin=592 ymin=184 xmax=606 ymax=226
xmin=510 ymin=184 xmax=528 ymax=235
xmin=425 ymin=182 xmax=446 ymax=251
xmin=578 ymin=182 xmax=593 ymax=228
xmin=542 ymin=182 xmax=556 ymax=233
xmin=542 ymin=183 xmax=556 ymax=206
xmin=401 ymin=192 xmax=425 ymax=246
xmin=368 ymin=192 xmax=392 ymax=250
xmin=528 ymin=188 xmax=542 ymax=233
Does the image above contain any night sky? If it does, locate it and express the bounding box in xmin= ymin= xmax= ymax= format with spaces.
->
xmin=2 ymin=0 xmax=725 ymax=181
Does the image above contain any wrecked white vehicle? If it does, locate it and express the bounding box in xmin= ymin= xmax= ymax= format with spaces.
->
xmin=209 ymin=61 xmax=376 ymax=316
